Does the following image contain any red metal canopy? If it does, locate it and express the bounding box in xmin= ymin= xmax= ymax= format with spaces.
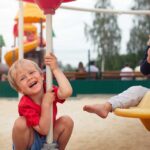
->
xmin=34 ymin=0 xmax=74 ymax=14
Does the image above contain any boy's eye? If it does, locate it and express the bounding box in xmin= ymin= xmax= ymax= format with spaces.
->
xmin=30 ymin=71 xmax=36 ymax=74
xmin=20 ymin=76 xmax=26 ymax=81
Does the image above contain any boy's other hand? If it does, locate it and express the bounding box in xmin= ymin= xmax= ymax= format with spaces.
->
xmin=42 ymin=88 xmax=55 ymax=105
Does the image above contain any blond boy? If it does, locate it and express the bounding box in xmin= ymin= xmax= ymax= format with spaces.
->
xmin=8 ymin=53 xmax=74 ymax=150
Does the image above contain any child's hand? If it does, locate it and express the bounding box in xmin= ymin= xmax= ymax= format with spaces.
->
xmin=42 ymin=89 xmax=55 ymax=105
xmin=44 ymin=53 xmax=59 ymax=71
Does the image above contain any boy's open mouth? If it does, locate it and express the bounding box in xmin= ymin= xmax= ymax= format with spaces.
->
xmin=29 ymin=81 xmax=37 ymax=88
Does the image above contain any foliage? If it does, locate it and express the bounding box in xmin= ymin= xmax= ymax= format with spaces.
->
xmin=58 ymin=61 xmax=76 ymax=72
xmin=127 ymin=0 xmax=150 ymax=55
xmin=63 ymin=64 xmax=76 ymax=71
xmin=84 ymin=0 xmax=121 ymax=71
xmin=0 ymin=35 xmax=5 ymax=48
xmin=97 ymin=52 xmax=143 ymax=71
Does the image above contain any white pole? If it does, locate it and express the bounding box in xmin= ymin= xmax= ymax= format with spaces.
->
xmin=18 ymin=0 xmax=24 ymax=99
xmin=60 ymin=5 xmax=150 ymax=16
xmin=18 ymin=0 xmax=24 ymax=59
xmin=45 ymin=14 xmax=53 ymax=144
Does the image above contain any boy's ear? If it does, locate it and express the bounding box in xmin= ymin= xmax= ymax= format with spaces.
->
xmin=18 ymin=88 xmax=24 ymax=94
xmin=16 ymin=86 xmax=24 ymax=94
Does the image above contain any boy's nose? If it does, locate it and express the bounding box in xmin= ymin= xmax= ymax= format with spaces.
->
xmin=27 ymin=74 xmax=32 ymax=80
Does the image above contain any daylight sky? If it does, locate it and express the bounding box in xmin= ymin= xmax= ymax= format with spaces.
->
xmin=0 ymin=0 xmax=133 ymax=67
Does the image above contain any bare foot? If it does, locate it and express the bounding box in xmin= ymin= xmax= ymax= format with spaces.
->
xmin=83 ymin=102 xmax=112 ymax=118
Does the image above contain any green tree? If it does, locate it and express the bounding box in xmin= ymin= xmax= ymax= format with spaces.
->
xmin=63 ymin=64 xmax=75 ymax=72
xmin=0 ymin=35 xmax=5 ymax=63
xmin=85 ymin=0 xmax=121 ymax=71
xmin=101 ymin=52 xmax=141 ymax=71
xmin=127 ymin=0 xmax=150 ymax=57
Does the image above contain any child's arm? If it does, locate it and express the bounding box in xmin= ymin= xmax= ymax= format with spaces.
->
xmin=33 ymin=89 xmax=54 ymax=135
xmin=45 ymin=53 xmax=73 ymax=99
xmin=140 ymin=47 xmax=150 ymax=75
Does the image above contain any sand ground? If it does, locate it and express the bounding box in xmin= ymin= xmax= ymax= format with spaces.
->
xmin=0 ymin=94 xmax=150 ymax=150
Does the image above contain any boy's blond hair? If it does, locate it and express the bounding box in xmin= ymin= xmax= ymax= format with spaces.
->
xmin=8 ymin=59 xmax=42 ymax=91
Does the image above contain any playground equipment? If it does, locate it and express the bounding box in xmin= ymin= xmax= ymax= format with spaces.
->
xmin=60 ymin=5 xmax=150 ymax=16
xmin=5 ymin=24 xmax=39 ymax=66
xmin=4 ymin=3 xmax=46 ymax=67
xmin=114 ymin=91 xmax=150 ymax=131
xmin=15 ymin=3 xmax=46 ymax=23
xmin=0 ymin=63 xmax=8 ymax=76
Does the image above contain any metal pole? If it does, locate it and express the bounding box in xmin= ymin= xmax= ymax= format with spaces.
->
xmin=60 ymin=5 xmax=150 ymax=16
xmin=46 ymin=14 xmax=53 ymax=144
xmin=18 ymin=0 xmax=24 ymax=99
xmin=18 ymin=0 xmax=24 ymax=59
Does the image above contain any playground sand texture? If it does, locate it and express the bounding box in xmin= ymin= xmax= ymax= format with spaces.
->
xmin=1 ymin=94 xmax=150 ymax=150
